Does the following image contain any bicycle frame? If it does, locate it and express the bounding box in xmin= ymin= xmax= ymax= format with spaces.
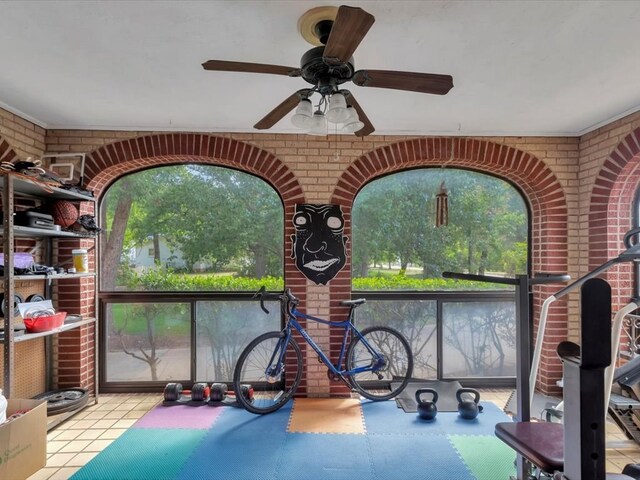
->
xmin=270 ymin=306 xmax=385 ymax=382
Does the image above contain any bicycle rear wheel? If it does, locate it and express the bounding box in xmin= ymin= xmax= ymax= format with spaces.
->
xmin=233 ymin=331 xmax=303 ymax=414
xmin=346 ymin=326 xmax=413 ymax=401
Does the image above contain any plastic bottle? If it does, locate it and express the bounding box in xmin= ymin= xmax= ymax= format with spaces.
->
xmin=0 ymin=388 xmax=7 ymax=423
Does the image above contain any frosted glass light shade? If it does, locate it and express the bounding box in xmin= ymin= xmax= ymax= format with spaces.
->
xmin=291 ymin=99 xmax=313 ymax=129
xmin=326 ymin=93 xmax=350 ymax=123
xmin=308 ymin=111 xmax=327 ymax=136
xmin=342 ymin=106 xmax=365 ymax=133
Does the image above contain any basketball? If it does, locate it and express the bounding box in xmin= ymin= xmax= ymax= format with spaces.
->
xmin=49 ymin=200 xmax=79 ymax=227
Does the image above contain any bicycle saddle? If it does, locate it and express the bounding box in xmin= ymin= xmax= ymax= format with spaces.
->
xmin=340 ymin=298 xmax=366 ymax=307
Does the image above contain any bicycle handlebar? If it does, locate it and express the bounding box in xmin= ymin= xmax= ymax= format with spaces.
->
xmin=253 ymin=287 xmax=299 ymax=315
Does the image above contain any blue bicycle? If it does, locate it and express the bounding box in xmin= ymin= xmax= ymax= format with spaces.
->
xmin=233 ymin=287 xmax=413 ymax=414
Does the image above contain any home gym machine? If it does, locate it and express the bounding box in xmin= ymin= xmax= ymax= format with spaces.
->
xmin=442 ymin=270 xmax=570 ymax=480
xmin=529 ymin=226 xmax=640 ymax=441
xmin=496 ymin=278 xmax=640 ymax=480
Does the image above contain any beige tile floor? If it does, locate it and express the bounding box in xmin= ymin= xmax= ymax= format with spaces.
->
xmin=26 ymin=389 xmax=640 ymax=480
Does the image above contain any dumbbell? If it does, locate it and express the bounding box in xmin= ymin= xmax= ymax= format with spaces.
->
xmin=163 ymin=382 xmax=183 ymax=402
xmin=191 ymin=382 xmax=210 ymax=402
xmin=210 ymin=383 xmax=228 ymax=402
xmin=239 ymin=384 xmax=254 ymax=403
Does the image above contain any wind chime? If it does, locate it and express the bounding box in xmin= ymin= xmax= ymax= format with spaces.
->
xmin=435 ymin=181 xmax=449 ymax=227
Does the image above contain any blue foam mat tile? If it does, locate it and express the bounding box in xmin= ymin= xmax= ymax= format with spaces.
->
xmin=362 ymin=399 xmax=509 ymax=436
xmin=211 ymin=400 xmax=293 ymax=433
xmin=368 ymin=434 xmax=475 ymax=480
xmin=175 ymin=404 xmax=293 ymax=480
xmin=71 ymin=428 xmax=206 ymax=480
xmin=277 ymin=434 xmax=373 ymax=480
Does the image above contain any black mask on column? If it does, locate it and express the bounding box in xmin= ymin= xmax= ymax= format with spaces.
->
xmin=291 ymin=204 xmax=348 ymax=285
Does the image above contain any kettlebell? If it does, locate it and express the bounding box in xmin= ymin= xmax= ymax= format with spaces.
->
xmin=456 ymin=388 xmax=482 ymax=420
xmin=415 ymin=388 xmax=438 ymax=420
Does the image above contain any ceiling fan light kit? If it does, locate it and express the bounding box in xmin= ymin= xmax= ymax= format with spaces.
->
xmin=342 ymin=106 xmax=365 ymax=133
xmin=308 ymin=110 xmax=329 ymax=136
xmin=202 ymin=5 xmax=454 ymax=137
xmin=291 ymin=99 xmax=314 ymax=129
xmin=325 ymin=92 xmax=349 ymax=123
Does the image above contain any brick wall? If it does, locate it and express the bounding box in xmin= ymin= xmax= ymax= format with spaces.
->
xmin=11 ymin=108 xmax=640 ymax=398
xmin=44 ymin=130 xmax=580 ymax=395
xmin=0 ymin=106 xmax=46 ymax=160
xmin=578 ymin=112 xmax=640 ymax=363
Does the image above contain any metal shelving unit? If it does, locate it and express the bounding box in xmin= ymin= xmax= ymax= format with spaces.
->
xmin=1 ymin=172 xmax=97 ymax=416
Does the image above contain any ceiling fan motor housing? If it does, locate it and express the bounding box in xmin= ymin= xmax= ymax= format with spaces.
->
xmin=300 ymin=46 xmax=354 ymax=94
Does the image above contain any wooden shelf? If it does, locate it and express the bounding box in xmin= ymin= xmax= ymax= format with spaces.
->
xmin=14 ymin=317 xmax=96 ymax=343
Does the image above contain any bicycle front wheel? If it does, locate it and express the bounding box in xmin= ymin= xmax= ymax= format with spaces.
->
xmin=346 ymin=326 xmax=413 ymax=401
xmin=233 ymin=331 xmax=303 ymax=414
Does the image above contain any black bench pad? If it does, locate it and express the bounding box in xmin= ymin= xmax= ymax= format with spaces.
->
xmin=495 ymin=421 xmax=564 ymax=474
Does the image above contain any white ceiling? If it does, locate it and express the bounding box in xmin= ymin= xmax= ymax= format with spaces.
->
xmin=1 ymin=0 xmax=640 ymax=137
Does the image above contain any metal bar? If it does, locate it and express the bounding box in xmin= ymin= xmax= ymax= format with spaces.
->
xmin=436 ymin=299 xmax=443 ymax=379
xmin=190 ymin=300 xmax=197 ymax=383
xmin=2 ymin=174 xmax=15 ymax=398
xmin=530 ymin=273 xmax=571 ymax=285
xmin=553 ymin=258 xmax=622 ymax=299
xmin=442 ymin=271 xmax=519 ymax=285
xmin=515 ymin=274 xmax=532 ymax=480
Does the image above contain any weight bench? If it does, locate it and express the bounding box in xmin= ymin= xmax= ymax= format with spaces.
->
xmin=495 ymin=422 xmax=636 ymax=480
xmin=494 ymin=421 xmax=563 ymax=476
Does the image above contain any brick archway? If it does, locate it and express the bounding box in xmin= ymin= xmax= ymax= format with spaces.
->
xmin=0 ymin=136 xmax=19 ymax=163
xmin=74 ymin=133 xmax=311 ymax=393
xmin=85 ymin=133 xmax=307 ymax=288
xmin=329 ymin=137 xmax=569 ymax=394
xmin=588 ymin=127 xmax=640 ymax=311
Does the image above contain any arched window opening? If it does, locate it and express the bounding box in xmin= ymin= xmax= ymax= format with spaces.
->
xmin=99 ymin=165 xmax=284 ymax=391
xmin=351 ymin=169 xmax=529 ymax=383
xmin=101 ymin=165 xmax=284 ymax=291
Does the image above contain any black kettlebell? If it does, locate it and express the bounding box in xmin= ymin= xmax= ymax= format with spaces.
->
xmin=456 ymin=388 xmax=482 ymax=420
xmin=415 ymin=388 xmax=438 ymax=420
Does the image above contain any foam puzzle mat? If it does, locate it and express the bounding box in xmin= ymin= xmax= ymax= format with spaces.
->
xmin=70 ymin=398 xmax=516 ymax=480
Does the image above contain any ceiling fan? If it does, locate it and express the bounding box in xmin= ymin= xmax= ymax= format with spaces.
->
xmin=202 ymin=5 xmax=453 ymax=136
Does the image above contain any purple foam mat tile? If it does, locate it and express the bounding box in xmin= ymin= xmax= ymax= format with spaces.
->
xmin=133 ymin=404 xmax=224 ymax=429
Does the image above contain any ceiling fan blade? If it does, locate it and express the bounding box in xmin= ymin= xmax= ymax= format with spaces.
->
xmin=202 ymin=60 xmax=301 ymax=77
xmin=322 ymin=6 xmax=375 ymax=66
xmin=352 ymin=70 xmax=454 ymax=95
xmin=254 ymin=89 xmax=312 ymax=130
xmin=343 ymin=92 xmax=375 ymax=137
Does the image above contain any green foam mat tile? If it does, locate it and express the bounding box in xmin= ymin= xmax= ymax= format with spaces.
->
xmin=70 ymin=428 xmax=206 ymax=480
xmin=449 ymin=434 xmax=516 ymax=480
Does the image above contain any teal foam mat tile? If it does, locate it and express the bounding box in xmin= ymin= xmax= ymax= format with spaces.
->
xmin=70 ymin=428 xmax=206 ymax=480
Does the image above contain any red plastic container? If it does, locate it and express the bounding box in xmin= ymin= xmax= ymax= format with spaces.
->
xmin=23 ymin=312 xmax=67 ymax=333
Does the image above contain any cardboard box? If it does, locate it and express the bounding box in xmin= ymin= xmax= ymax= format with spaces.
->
xmin=0 ymin=399 xmax=47 ymax=480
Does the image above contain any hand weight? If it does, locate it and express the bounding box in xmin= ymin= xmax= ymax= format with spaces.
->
xmin=163 ymin=382 xmax=183 ymax=402
xmin=210 ymin=383 xmax=228 ymax=402
xmin=456 ymin=388 xmax=482 ymax=420
xmin=191 ymin=382 xmax=210 ymax=402
xmin=415 ymin=388 xmax=438 ymax=420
